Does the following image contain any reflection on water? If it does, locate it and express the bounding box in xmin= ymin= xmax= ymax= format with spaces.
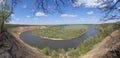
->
xmin=20 ymin=27 xmax=99 ymax=50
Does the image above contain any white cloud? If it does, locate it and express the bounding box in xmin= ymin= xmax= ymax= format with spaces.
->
xmin=22 ymin=5 xmax=27 ymax=8
xmin=99 ymin=4 xmax=107 ymax=8
xmin=113 ymin=0 xmax=118 ymax=3
xmin=26 ymin=15 xmax=30 ymax=18
xmin=118 ymin=7 xmax=120 ymax=10
xmin=35 ymin=12 xmax=47 ymax=17
xmin=11 ymin=14 xmax=15 ymax=17
xmin=61 ymin=14 xmax=78 ymax=17
xmin=86 ymin=11 xmax=94 ymax=15
xmin=72 ymin=1 xmax=82 ymax=7
xmin=98 ymin=4 xmax=108 ymax=10
xmin=73 ymin=0 xmax=106 ymax=8
xmin=8 ymin=21 xmax=12 ymax=23
xmin=16 ymin=18 xmax=20 ymax=21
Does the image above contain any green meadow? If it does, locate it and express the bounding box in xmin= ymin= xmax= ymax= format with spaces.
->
xmin=32 ymin=25 xmax=88 ymax=40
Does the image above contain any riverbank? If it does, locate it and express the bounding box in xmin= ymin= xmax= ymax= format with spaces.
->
xmin=80 ymin=28 xmax=120 ymax=58
xmin=67 ymin=24 xmax=115 ymax=57
xmin=32 ymin=25 xmax=87 ymax=40
xmin=33 ymin=31 xmax=86 ymax=40
xmin=41 ymin=37 xmax=63 ymax=40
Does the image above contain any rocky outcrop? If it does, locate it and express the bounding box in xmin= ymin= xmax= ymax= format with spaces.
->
xmin=80 ymin=29 xmax=120 ymax=58
xmin=0 ymin=25 xmax=47 ymax=58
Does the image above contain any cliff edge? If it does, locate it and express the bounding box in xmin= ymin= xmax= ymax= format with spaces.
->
xmin=0 ymin=26 xmax=47 ymax=58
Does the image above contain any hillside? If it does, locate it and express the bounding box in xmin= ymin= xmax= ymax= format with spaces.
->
xmin=80 ymin=29 xmax=120 ymax=58
xmin=0 ymin=25 xmax=47 ymax=58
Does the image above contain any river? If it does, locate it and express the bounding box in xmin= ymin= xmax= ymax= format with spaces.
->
xmin=20 ymin=27 xmax=99 ymax=50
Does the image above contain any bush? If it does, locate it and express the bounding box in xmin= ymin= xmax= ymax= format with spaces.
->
xmin=41 ymin=47 xmax=50 ymax=55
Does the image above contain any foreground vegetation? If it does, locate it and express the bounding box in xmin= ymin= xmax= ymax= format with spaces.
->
xmin=32 ymin=25 xmax=87 ymax=40
xmin=68 ymin=23 xmax=116 ymax=57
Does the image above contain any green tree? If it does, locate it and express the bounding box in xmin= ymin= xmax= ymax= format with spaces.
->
xmin=0 ymin=0 xmax=10 ymax=33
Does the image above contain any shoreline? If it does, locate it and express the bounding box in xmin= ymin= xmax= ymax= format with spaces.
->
xmin=42 ymin=37 xmax=63 ymax=40
xmin=32 ymin=31 xmax=86 ymax=40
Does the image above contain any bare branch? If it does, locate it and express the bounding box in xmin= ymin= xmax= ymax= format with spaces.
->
xmin=99 ymin=0 xmax=120 ymax=21
xmin=34 ymin=0 xmax=77 ymax=13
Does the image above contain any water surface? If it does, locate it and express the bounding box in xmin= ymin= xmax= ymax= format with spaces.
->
xmin=20 ymin=27 xmax=99 ymax=50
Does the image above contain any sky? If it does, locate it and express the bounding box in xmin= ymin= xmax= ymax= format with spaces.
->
xmin=6 ymin=0 xmax=120 ymax=25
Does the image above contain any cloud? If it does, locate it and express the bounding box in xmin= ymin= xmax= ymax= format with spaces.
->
xmin=118 ymin=7 xmax=120 ymax=10
xmin=22 ymin=5 xmax=27 ymax=8
xmin=72 ymin=1 xmax=82 ymax=7
xmin=26 ymin=15 xmax=31 ymax=18
xmin=73 ymin=0 xmax=106 ymax=8
xmin=16 ymin=18 xmax=20 ymax=21
xmin=99 ymin=4 xmax=107 ymax=8
xmin=60 ymin=14 xmax=78 ymax=17
xmin=86 ymin=11 xmax=94 ymax=15
xmin=9 ymin=21 xmax=12 ymax=23
xmin=11 ymin=14 xmax=15 ymax=17
xmin=113 ymin=0 xmax=118 ymax=3
xmin=35 ymin=12 xmax=47 ymax=17
xmin=98 ymin=4 xmax=108 ymax=10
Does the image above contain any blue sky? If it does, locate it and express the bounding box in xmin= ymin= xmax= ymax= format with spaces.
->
xmin=8 ymin=0 xmax=120 ymax=25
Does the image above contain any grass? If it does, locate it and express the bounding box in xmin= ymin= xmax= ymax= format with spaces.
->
xmin=32 ymin=25 xmax=87 ymax=40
